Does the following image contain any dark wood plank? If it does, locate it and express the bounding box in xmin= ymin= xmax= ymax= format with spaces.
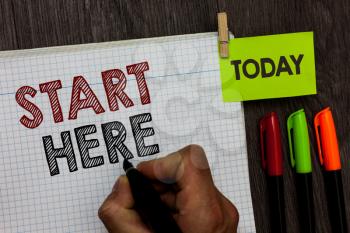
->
xmin=225 ymin=1 xmax=350 ymax=232
xmin=1 ymin=0 xmax=349 ymax=232
xmin=0 ymin=1 xmax=18 ymax=50
xmin=2 ymin=0 xmax=218 ymax=49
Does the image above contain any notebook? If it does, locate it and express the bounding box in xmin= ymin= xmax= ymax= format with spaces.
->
xmin=0 ymin=32 xmax=256 ymax=232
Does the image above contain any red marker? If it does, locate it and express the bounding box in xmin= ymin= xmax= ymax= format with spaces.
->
xmin=260 ymin=112 xmax=286 ymax=233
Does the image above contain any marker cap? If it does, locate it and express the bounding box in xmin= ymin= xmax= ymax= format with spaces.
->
xmin=287 ymin=109 xmax=312 ymax=173
xmin=259 ymin=112 xmax=283 ymax=176
xmin=314 ymin=107 xmax=341 ymax=171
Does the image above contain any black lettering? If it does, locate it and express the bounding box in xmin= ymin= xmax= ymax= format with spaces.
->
xmin=231 ymin=60 xmax=242 ymax=80
xmin=42 ymin=131 xmax=78 ymax=176
xmin=260 ymin=58 xmax=276 ymax=78
xmin=243 ymin=59 xmax=260 ymax=79
xmin=130 ymin=113 xmax=159 ymax=157
xmin=101 ymin=121 xmax=134 ymax=163
xmin=74 ymin=125 xmax=104 ymax=169
xmin=276 ymin=56 xmax=293 ymax=76
xmin=290 ymin=54 xmax=304 ymax=74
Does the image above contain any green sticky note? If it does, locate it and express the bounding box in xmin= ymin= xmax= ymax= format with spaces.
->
xmin=220 ymin=32 xmax=316 ymax=102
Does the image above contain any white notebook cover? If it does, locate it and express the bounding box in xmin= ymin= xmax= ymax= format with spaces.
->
xmin=0 ymin=32 xmax=256 ymax=232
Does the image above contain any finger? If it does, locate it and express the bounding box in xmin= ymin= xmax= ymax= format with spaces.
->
xmin=160 ymin=191 xmax=177 ymax=211
xmin=101 ymin=208 xmax=151 ymax=233
xmin=137 ymin=145 xmax=215 ymax=193
xmin=111 ymin=175 xmax=134 ymax=209
xmin=218 ymin=191 xmax=239 ymax=229
xmin=138 ymin=151 xmax=183 ymax=184
xmin=98 ymin=176 xmax=151 ymax=233
xmin=151 ymin=180 xmax=177 ymax=194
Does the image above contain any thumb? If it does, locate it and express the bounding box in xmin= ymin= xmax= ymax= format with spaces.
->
xmin=137 ymin=145 xmax=216 ymax=197
xmin=98 ymin=176 xmax=151 ymax=233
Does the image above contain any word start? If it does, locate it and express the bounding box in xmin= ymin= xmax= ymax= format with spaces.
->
xmin=15 ymin=61 xmax=160 ymax=176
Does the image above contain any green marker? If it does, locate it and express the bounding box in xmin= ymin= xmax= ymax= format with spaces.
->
xmin=287 ymin=109 xmax=312 ymax=173
xmin=287 ymin=109 xmax=315 ymax=233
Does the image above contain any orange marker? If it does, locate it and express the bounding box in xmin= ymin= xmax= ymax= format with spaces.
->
xmin=314 ymin=107 xmax=341 ymax=171
xmin=314 ymin=107 xmax=347 ymax=233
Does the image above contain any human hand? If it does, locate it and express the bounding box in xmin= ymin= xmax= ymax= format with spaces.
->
xmin=98 ymin=145 xmax=239 ymax=233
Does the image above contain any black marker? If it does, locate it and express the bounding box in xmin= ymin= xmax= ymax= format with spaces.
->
xmin=123 ymin=159 xmax=182 ymax=233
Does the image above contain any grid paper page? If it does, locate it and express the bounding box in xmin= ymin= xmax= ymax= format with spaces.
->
xmin=0 ymin=32 xmax=256 ymax=233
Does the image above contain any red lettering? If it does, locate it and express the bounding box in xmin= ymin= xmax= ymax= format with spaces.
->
xmin=39 ymin=80 xmax=64 ymax=123
xmin=15 ymin=86 xmax=43 ymax=129
xmin=69 ymin=76 xmax=105 ymax=120
xmin=102 ymin=69 xmax=134 ymax=111
xmin=127 ymin=62 xmax=151 ymax=105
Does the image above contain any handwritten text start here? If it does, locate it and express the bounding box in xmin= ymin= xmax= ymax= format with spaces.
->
xmin=15 ymin=61 xmax=159 ymax=176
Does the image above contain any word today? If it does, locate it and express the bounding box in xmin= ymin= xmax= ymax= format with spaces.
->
xmin=231 ymin=54 xmax=304 ymax=80
xmin=220 ymin=32 xmax=316 ymax=102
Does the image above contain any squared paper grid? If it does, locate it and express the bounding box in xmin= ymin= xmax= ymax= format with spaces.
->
xmin=0 ymin=32 xmax=256 ymax=233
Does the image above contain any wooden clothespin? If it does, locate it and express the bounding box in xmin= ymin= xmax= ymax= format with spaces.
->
xmin=218 ymin=12 xmax=229 ymax=58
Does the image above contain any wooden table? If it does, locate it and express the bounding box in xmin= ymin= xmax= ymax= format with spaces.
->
xmin=1 ymin=1 xmax=349 ymax=232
